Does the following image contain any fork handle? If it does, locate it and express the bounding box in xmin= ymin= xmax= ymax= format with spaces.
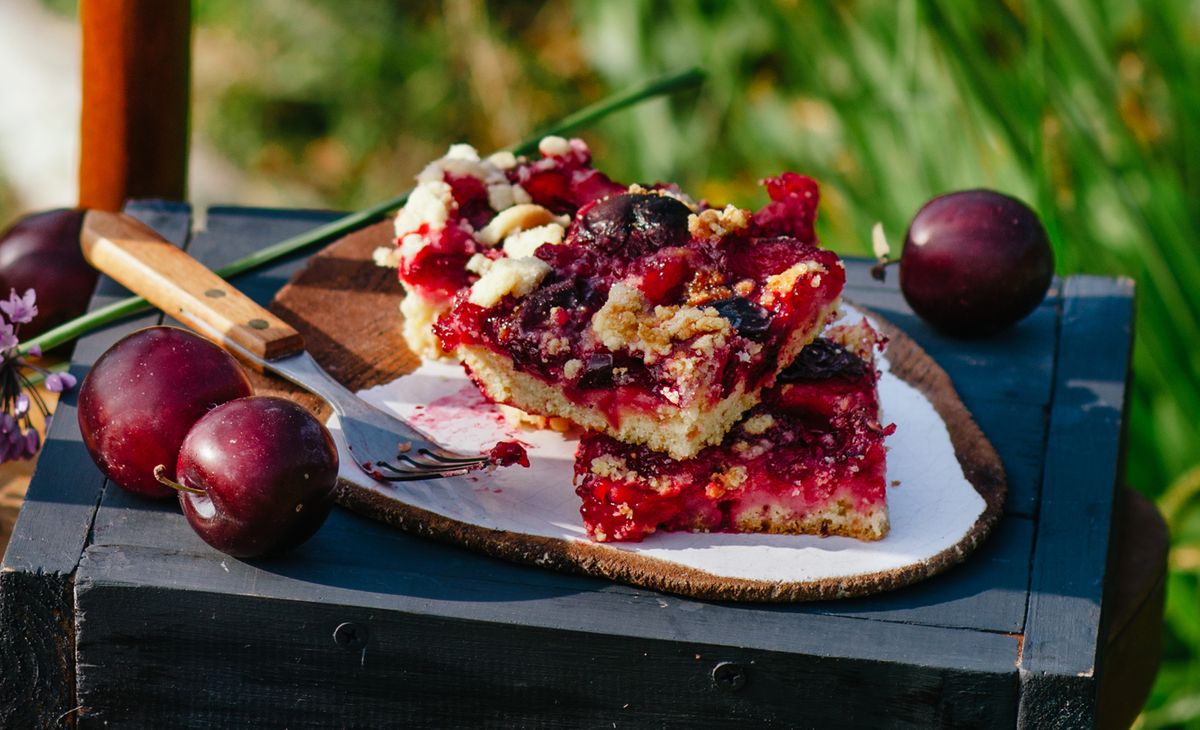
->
xmin=81 ymin=210 xmax=305 ymax=365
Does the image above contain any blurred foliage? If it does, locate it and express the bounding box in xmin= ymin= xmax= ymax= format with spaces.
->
xmin=13 ymin=0 xmax=1200 ymax=722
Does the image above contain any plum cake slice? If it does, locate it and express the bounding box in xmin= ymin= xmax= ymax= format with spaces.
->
xmin=573 ymin=319 xmax=894 ymax=543
xmin=435 ymin=173 xmax=844 ymax=459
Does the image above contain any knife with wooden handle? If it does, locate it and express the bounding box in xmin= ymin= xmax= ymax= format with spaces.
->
xmin=79 ymin=210 xmax=304 ymax=368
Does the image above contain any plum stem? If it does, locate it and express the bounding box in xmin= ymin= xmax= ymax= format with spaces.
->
xmin=870 ymin=257 xmax=898 ymax=282
xmin=152 ymin=464 xmax=205 ymax=495
xmin=17 ymin=67 xmax=706 ymax=358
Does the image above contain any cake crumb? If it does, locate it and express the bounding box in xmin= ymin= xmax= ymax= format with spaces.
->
xmin=592 ymin=284 xmax=731 ymax=362
xmin=503 ymin=223 xmax=566 ymax=259
xmin=478 ymin=204 xmax=567 ymax=246
xmin=743 ymin=413 xmax=776 ymax=435
xmin=538 ymin=135 xmax=572 ymax=157
xmin=688 ymin=204 xmax=751 ymax=240
xmin=761 ymin=260 xmax=827 ymax=306
xmin=563 ymin=358 xmax=584 ymax=380
xmin=469 ymin=257 xmax=551 ymax=307
xmin=465 ymin=253 xmax=494 ymax=275
xmin=373 ymin=245 xmax=402 ymax=269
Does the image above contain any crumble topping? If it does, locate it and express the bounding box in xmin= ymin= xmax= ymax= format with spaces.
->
xmin=591 ymin=283 xmax=732 ymax=362
xmin=627 ymin=183 xmax=698 ymax=210
xmin=542 ymin=333 xmax=571 ymax=357
xmin=742 ymin=413 xmax=776 ymax=435
xmin=486 ymin=150 xmax=518 ymax=170
xmin=373 ymin=245 xmax=402 ymax=269
xmin=761 ymin=260 xmax=827 ymax=306
xmin=684 ymin=268 xmax=733 ymax=306
xmin=706 ymin=465 xmax=749 ymax=498
xmin=688 ymin=205 xmax=751 ymax=240
xmin=538 ymin=135 xmax=572 ymax=157
xmin=465 ymin=253 xmax=493 ymax=276
xmin=732 ymin=439 xmax=769 ymax=459
xmin=478 ymin=204 xmax=569 ymax=245
xmin=395 ymin=181 xmax=454 ymax=249
xmin=502 ymin=223 xmax=566 ymax=259
xmin=562 ymin=358 xmax=584 ymax=380
xmin=587 ymin=454 xmax=676 ymax=495
xmin=733 ymin=279 xmax=756 ymax=296
xmin=468 ymin=257 xmax=551 ymax=307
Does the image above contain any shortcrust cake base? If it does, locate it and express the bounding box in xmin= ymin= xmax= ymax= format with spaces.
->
xmin=459 ymin=345 xmax=759 ymax=461
xmin=729 ymin=497 xmax=888 ymax=541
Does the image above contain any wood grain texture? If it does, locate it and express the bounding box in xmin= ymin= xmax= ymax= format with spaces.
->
xmin=80 ymin=211 xmax=304 ymax=363
xmin=1017 ymin=276 xmax=1135 ymax=728
xmin=79 ymin=0 xmax=190 ymax=211
xmin=0 ymin=571 xmax=76 ymax=729
xmin=0 ymin=201 xmax=192 ymax=728
xmin=74 ymin=543 xmax=1020 ymax=728
xmin=265 ymin=223 xmax=1007 ymax=602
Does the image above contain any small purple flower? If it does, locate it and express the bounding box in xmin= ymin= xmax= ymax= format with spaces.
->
xmin=0 ymin=287 xmax=56 ymax=463
xmin=0 ymin=414 xmax=16 ymax=462
xmin=45 ymin=372 xmax=77 ymax=393
xmin=24 ymin=429 xmax=40 ymax=458
xmin=0 ymin=323 xmax=17 ymax=351
xmin=0 ymin=288 xmax=37 ymax=325
xmin=6 ymin=428 xmax=28 ymax=461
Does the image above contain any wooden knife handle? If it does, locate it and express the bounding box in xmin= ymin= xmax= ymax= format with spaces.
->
xmin=81 ymin=210 xmax=305 ymax=364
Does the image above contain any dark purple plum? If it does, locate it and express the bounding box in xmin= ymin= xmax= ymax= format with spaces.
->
xmin=0 ymin=209 xmax=98 ymax=338
xmin=172 ymin=396 xmax=338 ymax=558
xmin=77 ymin=326 xmax=253 ymax=498
xmin=573 ymin=193 xmax=691 ymax=258
xmin=899 ymin=189 xmax=1053 ymax=336
xmin=710 ymin=297 xmax=773 ymax=340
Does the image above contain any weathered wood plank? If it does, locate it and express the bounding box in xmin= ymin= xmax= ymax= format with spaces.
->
xmin=75 ymin=543 xmax=1019 ymax=728
xmin=1017 ymin=275 xmax=1135 ymax=728
xmin=0 ymin=200 xmax=191 ymax=729
xmin=90 ymin=480 xmax=1034 ymax=635
xmin=0 ymin=571 xmax=76 ymax=729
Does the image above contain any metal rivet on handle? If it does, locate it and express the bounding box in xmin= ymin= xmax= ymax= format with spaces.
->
xmin=248 ymin=319 xmax=269 ymax=330
xmin=204 ymin=288 xmax=226 ymax=298
xmin=333 ymin=622 xmax=367 ymax=649
xmin=711 ymin=661 xmax=747 ymax=692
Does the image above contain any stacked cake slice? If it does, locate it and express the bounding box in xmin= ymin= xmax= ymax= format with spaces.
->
xmin=385 ymin=137 xmax=892 ymax=542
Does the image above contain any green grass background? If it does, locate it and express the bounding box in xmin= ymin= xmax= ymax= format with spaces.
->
xmin=6 ymin=1 xmax=1198 ymax=724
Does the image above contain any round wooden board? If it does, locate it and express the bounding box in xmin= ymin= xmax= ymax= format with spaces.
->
xmin=264 ymin=221 xmax=1007 ymax=602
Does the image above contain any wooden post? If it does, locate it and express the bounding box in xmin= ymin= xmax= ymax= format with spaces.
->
xmin=79 ymin=0 xmax=191 ymax=211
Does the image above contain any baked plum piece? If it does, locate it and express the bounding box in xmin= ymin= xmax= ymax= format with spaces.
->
xmin=574 ymin=320 xmax=893 ymax=543
xmin=435 ymin=173 xmax=845 ymax=459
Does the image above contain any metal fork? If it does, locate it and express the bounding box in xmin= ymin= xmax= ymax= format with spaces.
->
xmin=80 ymin=210 xmax=491 ymax=482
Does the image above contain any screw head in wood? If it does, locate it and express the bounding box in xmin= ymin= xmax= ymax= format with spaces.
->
xmin=711 ymin=661 xmax=747 ymax=691
xmin=204 ymin=288 xmax=226 ymax=298
xmin=248 ymin=318 xmax=269 ymax=330
xmin=333 ymin=622 xmax=368 ymax=649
